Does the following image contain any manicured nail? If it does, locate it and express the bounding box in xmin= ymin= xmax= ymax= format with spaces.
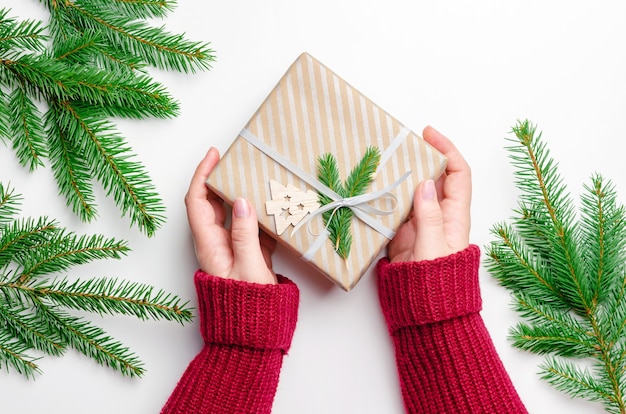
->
xmin=422 ymin=179 xmax=436 ymax=200
xmin=234 ymin=198 xmax=250 ymax=218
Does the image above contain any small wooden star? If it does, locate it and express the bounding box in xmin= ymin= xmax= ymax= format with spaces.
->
xmin=265 ymin=180 xmax=320 ymax=235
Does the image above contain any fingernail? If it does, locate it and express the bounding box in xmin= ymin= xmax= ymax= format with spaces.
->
xmin=421 ymin=179 xmax=436 ymax=200
xmin=234 ymin=198 xmax=250 ymax=218
xmin=205 ymin=147 xmax=216 ymax=158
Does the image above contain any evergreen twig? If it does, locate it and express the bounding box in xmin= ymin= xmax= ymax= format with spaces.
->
xmin=0 ymin=182 xmax=193 ymax=379
xmin=485 ymin=120 xmax=626 ymax=413
xmin=317 ymin=147 xmax=380 ymax=259
xmin=0 ymin=3 xmax=215 ymax=236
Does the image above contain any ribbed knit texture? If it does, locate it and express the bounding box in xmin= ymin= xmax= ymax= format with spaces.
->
xmin=163 ymin=246 xmax=528 ymax=413
xmin=161 ymin=271 xmax=299 ymax=414
xmin=377 ymin=245 xmax=528 ymax=414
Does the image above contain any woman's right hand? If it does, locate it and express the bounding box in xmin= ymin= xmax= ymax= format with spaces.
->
xmin=184 ymin=147 xmax=277 ymax=284
xmin=388 ymin=126 xmax=472 ymax=263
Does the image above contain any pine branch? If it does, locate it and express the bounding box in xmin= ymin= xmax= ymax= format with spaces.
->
xmin=488 ymin=222 xmax=568 ymax=307
xmin=1 ymin=4 xmax=214 ymax=235
xmin=49 ymin=0 xmax=213 ymax=73
xmin=0 ymin=329 xmax=41 ymax=379
xmin=0 ymin=217 xmax=59 ymax=267
xmin=579 ymin=175 xmax=626 ymax=307
xmin=52 ymin=101 xmax=166 ymax=235
xmin=0 ymin=88 xmax=9 ymax=140
xmin=317 ymin=147 xmax=380 ymax=259
xmin=0 ymin=184 xmax=193 ymax=378
xmin=8 ymin=86 xmax=47 ymax=170
xmin=344 ymin=147 xmax=381 ymax=197
xmin=541 ymin=357 xmax=615 ymax=407
xmin=45 ymin=115 xmax=98 ymax=222
xmin=510 ymin=291 xmax=596 ymax=357
xmin=88 ymin=0 xmax=177 ymax=20
xmin=39 ymin=306 xmax=145 ymax=377
xmin=0 ymin=183 xmax=21 ymax=226
xmin=486 ymin=120 xmax=626 ymax=413
xmin=0 ymin=304 xmax=65 ymax=356
xmin=509 ymin=120 xmax=591 ymax=313
xmin=0 ymin=8 xmax=46 ymax=54
xmin=15 ymin=233 xmax=130 ymax=284
xmin=25 ymin=277 xmax=192 ymax=323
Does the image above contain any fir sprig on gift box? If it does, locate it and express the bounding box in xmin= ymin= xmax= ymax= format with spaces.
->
xmin=485 ymin=120 xmax=626 ymax=413
xmin=0 ymin=182 xmax=193 ymax=378
xmin=0 ymin=2 xmax=214 ymax=236
xmin=317 ymin=146 xmax=380 ymax=260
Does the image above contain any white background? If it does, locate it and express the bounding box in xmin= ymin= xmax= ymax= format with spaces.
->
xmin=1 ymin=1 xmax=625 ymax=413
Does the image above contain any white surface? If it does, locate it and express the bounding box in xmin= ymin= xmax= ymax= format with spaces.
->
xmin=1 ymin=1 xmax=625 ymax=413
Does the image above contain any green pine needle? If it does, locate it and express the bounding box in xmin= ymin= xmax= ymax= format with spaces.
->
xmin=485 ymin=120 xmax=626 ymax=413
xmin=8 ymin=87 xmax=47 ymax=170
xmin=0 ymin=183 xmax=194 ymax=378
xmin=1 ymin=4 xmax=214 ymax=236
xmin=317 ymin=147 xmax=380 ymax=260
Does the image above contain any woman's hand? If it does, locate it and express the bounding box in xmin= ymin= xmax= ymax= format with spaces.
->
xmin=185 ymin=147 xmax=277 ymax=284
xmin=388 ymin=126 xmax=471 ymax=263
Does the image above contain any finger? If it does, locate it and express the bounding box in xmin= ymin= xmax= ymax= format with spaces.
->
xmin=185 ymin=148 xmax=227 ymax=226
xmin=423 ymin=125 xmax=471 ymax=219
xmin=230 ymin=198 xmax=276 ymax=284
xmin=187 ymin=147 xmax=220 ymax=201
xmin=412 ymin=179 xmax=449 ymax=261
xmin=422 ymin=126 xmax=469 ymax=175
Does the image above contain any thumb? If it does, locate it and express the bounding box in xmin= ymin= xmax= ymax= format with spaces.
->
xmin=230 ymin=198 xmax=275 ymax=283
xmin=412 ymin=179 xmax=447 ymax=261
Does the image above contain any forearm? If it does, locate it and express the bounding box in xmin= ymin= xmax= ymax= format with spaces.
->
xmin=377 ymin=245 xmax=527 ymax=414
xmin=162 ymin=271 xmax=299 ymax=414
xmin=393 ymin=312 xmax=525 ymax=413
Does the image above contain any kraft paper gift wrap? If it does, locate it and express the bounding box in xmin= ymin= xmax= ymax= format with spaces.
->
xmin=206 ymin=52 xmax=447 ymax=291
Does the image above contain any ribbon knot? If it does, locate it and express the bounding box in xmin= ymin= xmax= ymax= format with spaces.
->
xmin=239 ymin=127 xmax=412 ymax=262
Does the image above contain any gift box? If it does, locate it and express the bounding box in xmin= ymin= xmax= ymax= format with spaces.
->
xmin=206 ymin=52 xmax=447 ymax=291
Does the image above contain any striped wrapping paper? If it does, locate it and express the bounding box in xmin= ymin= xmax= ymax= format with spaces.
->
xmin=207 ymin=52 xmax=446 ymax=291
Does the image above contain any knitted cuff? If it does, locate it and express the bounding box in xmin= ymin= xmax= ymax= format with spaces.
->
xmin=376 ymin=245 xmax=482 ymax=334
xmin=194 ymin=271 xmax=300 ymax=353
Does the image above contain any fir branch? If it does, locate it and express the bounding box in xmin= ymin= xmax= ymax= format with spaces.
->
xmin=8 ymin=86 xmax=47 ymax=170
xmin=511 ymin=291 xmax=594 ymax=349
xmin=0 ymin=184 xmax=193 ymax=378
xmin=39 ymin=306 xmax=145 ymax=377
xmin=54 ymin=0 xmax=214 ymax=73
xmin=0 ymin=9 xmax=46 ymax=54
xmin=509 ymin=120 xmax=591 ymax=313
xmin=53 ymin=101 xmax=166 ymax=235
xmin=344 ymin=147 xmax=381 ymax=197
xmin=541 ymin=357 xmax=615 ymax=407
xmin=488 ymin=222 xmax=569 ymax=308
xmin=25 ymin=277 xmax=192 ymax=323
xmin=0 ymin=217 xmax=59 ymax=267
xmin=486 ymin=120 xmax=626 ymax=413
xmin=0 ymin=183 xmax=22 ymax=226
xmin=1 ymin=5 xmax=213 ymax=235
xmin=0 ymin=88 xmax=9 ymax=140
xmin=579 ymin=175 xmax=626 ymax=307
xmin=0 ymin=330 xmax=41 ymax=379
xmin=0 ymin=304 xmax=65 ymax=356
xmin=48 ymin=19 xmax=146 ymax=74
xmin=316 ymin=147 xmax=380 ymax=259
xmin=15 ymin=233 xmax=130 ymax=283
xmin=45 ymin=114 xmax=98 ymax=222
xmin=100 ymin=0 xmax=177 ymax=20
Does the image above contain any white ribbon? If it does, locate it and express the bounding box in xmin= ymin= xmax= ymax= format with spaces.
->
xmin=239 ymin=127 xmax=412 ymax=261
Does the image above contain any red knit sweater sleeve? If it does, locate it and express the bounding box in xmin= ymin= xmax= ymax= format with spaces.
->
xmin=376 ymin=245 xmax=528 ymax=414
xmin=161 ymin=270 xmax=299 ymax=414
